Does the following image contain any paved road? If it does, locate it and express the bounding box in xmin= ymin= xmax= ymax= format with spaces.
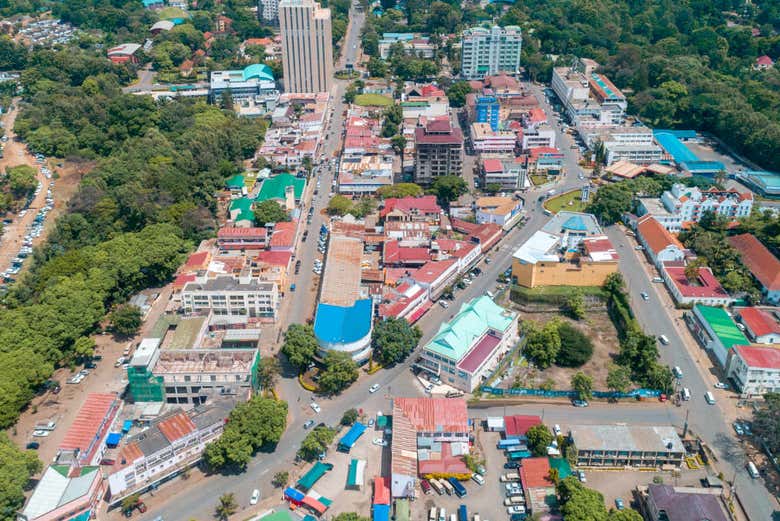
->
xmin=606 ymin=227 xmax=777 ymax=520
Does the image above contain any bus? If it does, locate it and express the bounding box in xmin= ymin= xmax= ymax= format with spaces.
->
xmin=458 ymin=504 xmax=468 ymax=521
xmin=448 ymin=477 xmax=467 ymax=498
xmin=507 ymin=450 xmax=532 ymax=461
xmin=506 ymin=444 xmax=529 ymax=453
xmin=497 ymin=439 xmax=522 ymax=449
xmin=747 ymin=461 xmax=759 ymax=479
xmin=441 ymin=478 xmax=454 ymax=496
xmin=429 ymin=479 xmax=445 ymax=495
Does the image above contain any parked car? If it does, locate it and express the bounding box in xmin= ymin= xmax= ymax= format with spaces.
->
xmin=250 ymin=489 xmax=260 ymax=505
xmin=369 ymin=383 xmax=380 ymax=393
xmin=303 ymin=420 xmax=315 ymax=429
xmin=310 ymin=402 xmax=321 ymax=413
xmin=373 ymin=438 xmax=388 ymax=447
xmin=32 ymin=429 xmax=50 ymax=437
xmin=101 ymin=458 xmax=116 ymax=466
xmin=615 ymin=498 xmax=625 ymax=510
xmin=26 ymin=442 xmax=40 ymax=450
xmin=714 ymin=382 xmax=729 ymax=390
xmin=578 ymin=470 xmax=586 ymax=482
xmin=572 ymin=399 xmax=589 ymax=407
xmin=733 ymin=422 xmax=745 ymax=436
xmin=504 ymin=462 xmax=520 ymax=469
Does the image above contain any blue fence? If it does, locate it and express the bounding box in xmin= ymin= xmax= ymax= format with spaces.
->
xmin=480 ymin=386 xmax=661 ymax=399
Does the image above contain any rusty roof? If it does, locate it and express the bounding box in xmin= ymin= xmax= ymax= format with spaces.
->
xmin=158 ymin=412 xmax=197 ymax=442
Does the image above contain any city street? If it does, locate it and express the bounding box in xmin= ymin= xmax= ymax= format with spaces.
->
xmin=606 ymin=226 xmax=777 ymax=520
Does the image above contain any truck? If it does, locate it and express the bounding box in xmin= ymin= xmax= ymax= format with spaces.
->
xmin=500 ymin=472 xmax=521 ymax=482
xmin=448 ymin=477 xmax=467 ymax=498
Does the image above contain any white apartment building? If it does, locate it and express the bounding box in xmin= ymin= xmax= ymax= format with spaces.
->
xmin=461 ymin=25 xmax=522 ymax=80
xmin=551 ymin=58 xmax=626 ymax=127
xmin=260 ymin=0 xmax=279 ymax=22
xmin=279 ymin=0 xmax=333 ymax=93
xmin=471 ymin=123 xmax=517 ymax=153
xmin=182 ymin=275 xmax=280 ymax=319
xmin=660 ymin=184 xmax=753 ymax=223
xmin=107 ymin=399 xmax=235 ymax=502
xmin=727 ymin=344 xmax=780 ymax=396
xmin=581 ymin=125 xmax=663 ymax=165
xmin=520 ymin=124 xmax=556 ymax=150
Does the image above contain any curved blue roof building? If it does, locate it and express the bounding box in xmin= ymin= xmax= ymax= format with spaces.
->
xmin=314 ymin=300 xmax=373 ymax=363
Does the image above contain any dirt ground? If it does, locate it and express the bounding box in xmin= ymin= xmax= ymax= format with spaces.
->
xmin=506 ymin=311 xmax=620 ymax=391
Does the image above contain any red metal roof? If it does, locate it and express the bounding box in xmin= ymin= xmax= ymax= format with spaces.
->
xmin=482 ymin=158 xmax=503 ymax=173
xmin=664 ymin=266 xmax=729 ymax=299
xmin=415 ymin=124 xmax=463 ymax=145
xmin=734 ymin=344 xmax=780 ymax=369
xmin=185 ymin=251 xmax=210 ymax=269
xmin=738 ymin=308 xmax=780 ymax=338
xmin=255 ymin=250 xmax=293 ymax=267
xmin=417 ymin=441 xmax=471 ymax=476
xmin=457 ymin=333 xmax=501 ymax=373
xmin=637 ymin=215 xmax=684 ymax=255
xmin=380 ymin=195 xmax=441 ymax=218
xmin=383 ymin=240 xmax=431 ymax=265
xmin=728 ymin=234 xmax=780 ymax=291
xmin=582 ymin=236 xmax=619 ymax=261
xmin=373 ymin=476 xmax=391 ymax=505
xmin=520 ymin=457 xmax=554 ymax=488
xmin=59 ymin=393 xmax=118 ymax=455
xmin=301 ymin=495 xmax=327 ymax=514
xmin=173 ymin=273 xmax=197 ymax=289
xmin=528 ymin=108 xmax=547 ymax=123
xmin=503 ymin=415 xmax=542 ymax=437
xmin=412 ymin=259 xmax=457 ymax=285
xmin=393 ymin=397 xmax=468 ymax=432
xmin=158 ymin=412 xmax=197 ymax=442
xmin=218 ymin=226 xmax=267 ymax=239
xmin=269 ymin=221 xmax=297 ymax=249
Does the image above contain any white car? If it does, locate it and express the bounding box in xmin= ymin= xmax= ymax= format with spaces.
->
xmin=32 ymin=429 xmax=50 ymax=437
xmin=714 ymin=382 xmax=729 ymax=390
xmin=373 ymin=438 xmax=388 ymax=447
xmin=310 ymin=402 xmax=321 ymax=413
xmin=369 ymin=383 xmax=380 ymax=393
xmin=553 ymin=424 xmax=561 ymax=437
xmin=250 ymin=489 xmax=260 ymax=505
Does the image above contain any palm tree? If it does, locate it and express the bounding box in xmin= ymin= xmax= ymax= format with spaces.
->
xmin=215 ymin=493 xmax=237 ymax=521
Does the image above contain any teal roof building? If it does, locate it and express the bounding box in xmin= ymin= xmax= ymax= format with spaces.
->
xmin=256 ymin=173 xmax=306 ymax=203
xmin=692 ymin=304 xmax=749 ymax=367
xmin=229 ymin=197 xmax=254 ymax=223
xmin=420 ymin=296 xmax=518 ymax=391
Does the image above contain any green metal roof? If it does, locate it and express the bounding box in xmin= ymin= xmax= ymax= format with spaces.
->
xmin=259 ymin=511 xmax=296 ymax=521
xmin=225 ymin=174 xmax=245 ymax=189
xmin=695 ymin=305 xmax=748 ymax=349
xmin=255 ymin=173 xmax=305 ymax=203
xmin=425 ymin=296 xmax=516 ymax=361
xmin=229 ymin=197 xmax=254 ymax=222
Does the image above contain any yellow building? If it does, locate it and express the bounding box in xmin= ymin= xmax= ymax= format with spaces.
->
xmin=511 ymin=212 xmax=619 ymax=288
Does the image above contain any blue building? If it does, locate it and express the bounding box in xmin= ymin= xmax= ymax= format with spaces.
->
xmin=313 ymin=299 xmax=374 ymax=363
xmin=209 ymin=63 xmax=277 ymax=103
xmin=475 ymin=95 xmax=500 ymax=131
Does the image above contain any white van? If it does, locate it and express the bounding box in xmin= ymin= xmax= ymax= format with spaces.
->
xmin=747 ymin=461 xmax=759 ymax=479
xmin=429 ymin=508 xmax=437 ymax=521
xmin=673 ymin=366 xmax=683 ymax=379
xmin=704 ymin=391 xmax=716 ymax=405
xmin=659 ymin=335 xmax=670 ymax=345
xmin=652 ymin=277 xmax=664 ymax=283
xmin=472 ymin=473 xmax=485 ymax=486
xmin=681 ymin=388 xmax=691 ymax=401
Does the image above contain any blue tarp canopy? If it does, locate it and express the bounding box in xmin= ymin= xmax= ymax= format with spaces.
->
xmin=338 ymin=422 xmax=367 ymax=451
xmin=373 ymin=504 xmax=390 ymax=521
xmin=106 ymin=432 xmax=122 ymax=447
xmin=284 ymin=487 xmax=305 ymax=502
xmin=122 ymin=420 xmax=133 ymax=433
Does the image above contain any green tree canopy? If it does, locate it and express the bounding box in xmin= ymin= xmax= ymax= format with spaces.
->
xmin=297 ymin=425 xmax=337 ymax=461
xmin=556 ymin=322 xmax=593 ymax=368
xmin=429 ymin=175 xmax=467 ymax=209
xmin=523 ymin=320 xmax=561 ymax=369
xmin=376 ymin=183 xmax=423 ymax=199
xmin=0 ymin=433 xmax=42 ymax=519
xmin=281 ymin=324 xmax=318 ymax=371
xmin=318 ymin=351 xmax=359 ymax=395
xmin=372 ymin=317 xmax=422 ymax=366
xmin=446 ymin=81 xmax=473 ymax=108
xmin=526 ymin=424 xmax=554 ymax=456
xmin=253 ymin=200 xmax=290 ymax=226
xmin=108 ymin=304 xmax=142 ymax=337
xmin=571 ymin=371 xmax=593 ymax=400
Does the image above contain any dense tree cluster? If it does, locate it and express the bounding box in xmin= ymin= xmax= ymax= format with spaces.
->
xmin=557 ymin=476 xmax=643 ymax=521
xmin=0 ymin=165 xmax=37 ymax=213
xmin=526 ymin=424 xmax=554 ymax=456
xmin=281 ymin=324 xmax=319 ymax=371
xmin=754 ymin=393 xmax=780 ymax=454
xmin=0 ymin=433 xmax=42 ymax=520
xmin=297 ymin=425 xmax=337 ymax=461
xmin=375 ymin=183 xmax=423 ymax=199
xmin=203 ymin=396 xmax=287 ymax=470
xmin=318 ymin=351 xmax=359 ymax=395
xmin=372 ymin=317 xmax=422 ymax=366
xmin=522 ymin=319 xmax=593 ymax=370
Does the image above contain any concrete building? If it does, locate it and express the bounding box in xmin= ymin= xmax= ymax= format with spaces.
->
xmin=20 ymin=465 xmax=104 ymax=521
xmin=662 ymin=264 xmax=733 ymax=307
xmin=475 ymin=196 xmax=523 ymax=229
xmin=260 ymin=0 xmax=279 ymax=22
xmin=107 ymin=398 xmax=236 ymax=503
xmin=524 ymin=147 xmax=564 ymax=175
xmin=638 ymin=484 xmax=729 ymax=521
xmin=337 ymin=155 xmax=394 ymax=194
xmin=479 ymin=156 xmax=526 ymax=190
xmin=519 ymin=124 xmax=556 ymax=151
xmin=551 ymin=58 xmax=626 ymax=126
xmin=417 ymin=296 xmax=519 ymax=391
xmin=728 ymin=233 xmax=780 ymax=305
xmin=378 ymin=33 xmax=435 ymax=59
xmin=470 ymin=123 xmax=517 ymax=154
xmin=390 ymin=398 xmax=470 ymax=497
xmin=686 ymin=304 xmax=749 ymax=368
xmin=520 ymin=457 xmax=557 ymax=516
xmin=727 ymin=344 xmax=780 ymax=396
xmin=511 ymin=212 xmax=618 ymax=288
xmin=460 ymin=25 xmax=522 ymax=80
xmin=736 ymin=307 xmax=780 ymax=344
xmin=279 ymin=0 xmax=334 ymax=93
xmin=209 ymin=64 xmax=277 ymax=102
xmin=587 ymin=125 xmax=663 ymax=165
xmin=181 ymin=276 xmax=280 ymax=320
xmin=474 ymin=95 xmax=500 ymax=131
xmin=568 ymin=424 xmax=685 ymax=468
xmin=414 ymin=119 xmax=464 ymax=184
xmin=639 ymin=184 xmax=753 ymax=231
xmin=635 ymin=215 xmax=686 ymax=269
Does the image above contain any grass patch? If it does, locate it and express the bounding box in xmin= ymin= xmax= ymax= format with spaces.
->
xmin=530 ymin=174 xmax=550 ymax=186
xmin=543 ymin=189 xmax=588 ymax=213
xmin=354 ymin=93 xmax=393 ymax=107
xmin=510 ymin=284 xmax=605 ymax=306
xmin=157 ymin=6 xmax=189 ymax=19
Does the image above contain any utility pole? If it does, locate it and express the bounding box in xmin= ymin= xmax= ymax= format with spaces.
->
xmin=682 ymin=409 xmax=689 ymax=438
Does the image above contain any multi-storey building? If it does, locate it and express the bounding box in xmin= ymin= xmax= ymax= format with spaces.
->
xmin=638 ymin=184 xmax=754 ymax=231
xmin=569 ymin=424 xmax=685 ymax=468
xmin=209 ymin=64 xmax=278 ymax=103
xmin=581 ymin=124 xmax=662 ymax=165
xmin=378 ymin=33 xmax=435 ymax=59
xmin=460 ymin=25 xmax=522 ymax=80
xmin=474 ymin=95 xmax=500 ymax=131
xmin=182 ymin=275 xmax=280 ymax=319
xmin=479 ymin=156 xmax=527 ymax=190
xmin=727 ymin=344 xmax=780 ymax=396
xmin=279 ymin=0 xmax=333 ymax=93
xmin=260 ymin=0 xmax=279 ymax=22
xmin=414 ymin=119 xmax=464 ymax=184
xmin=470 ymin=122 xmax=517 ymax=153
xmin=638 ymin=484 xmax=729 ymax=521
xmin=728 ymin=233 xmax=780 ymax=305
xmin=551 ymin=58 xmax=626 ymax=126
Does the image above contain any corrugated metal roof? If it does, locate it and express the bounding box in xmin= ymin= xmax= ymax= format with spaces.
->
xmin=157 ymin=412 xmax=196 ymax=442
xmin=59 ymin=393 xmax=118 ymax=455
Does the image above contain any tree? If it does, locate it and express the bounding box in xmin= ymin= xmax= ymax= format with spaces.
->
xmin=376 ymin=183 xmax=423 ymax=199
xmin=430 ymin=175 xmax=467 ymax=209
xmin=446 ymin=81 xmax=473 ymax=108
xmin=297 ymin=425 xmax=336 ymax=461
xmin=334 ymin=513 xmax=370 ymax=521
xmin=606 ymin=365 xmax=631 ymax=394
xmin=571 ymin=372 xmax=593 ymax=401
xmin=563 ymin=291 xmax=586 ymax=320
xmin=73 ymin=336 xmax=96 ymax=361
xmin=753 ymin=393 xmax=780 ymax=453
xmin=561 ymin=484 xmax=608 ymax=521
xmin=108 ymin=304 xmax=142 ymax=337
xmin=220 ymin=89 xmax=234 ymax=111
xmin=256 ymin=356 xmax=281 ymax=392
xmin=367 ymin=57 xmax=388 ymax=77
xmin=523 ymin=320 xmax=561 ymax=369
xmin=548 ymin=467 xmax=560 ymax=485
xmin=0 ymin=433 xmax=42 ymax=519
xmin=484 ymin=183 xmax=502 ymax=194
xmin=254 ymin=200 xmax=290 ymax=226
xmin=121 ymin=494 xmax=141 ymax=513
xmin=318 ymin=351 xmax=359 ymax=395
xmin=684 ymin=257 xmax=706 ymax=283
xmin=341 ymin=408 xmax=359 ymax=426
xmin=5 ymin=165 xmax=37 ymax=199
xmin=527 ymin=424 xmax=554 ymax=456
xmin=372 ymin=317 xmax=422 ymax=366
xmin=215 ymin=493 xmax=238 ymax=521
xmin=327 ymin=195 xmax=353 ymax=216
xmin=556 ymin=323 xmax=593 ymax=367
xmin=391 ymin=135 xmax=407 ymax=161
xmin=603 ymin=272 xmax=626 ymax=296
xmin=608 ymin=510 xmax=644 ymax=521
xmin=281 ymin=324 xmax=318 ymax=371
xmin=272 ymin=471 xmax=289 ymax=488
